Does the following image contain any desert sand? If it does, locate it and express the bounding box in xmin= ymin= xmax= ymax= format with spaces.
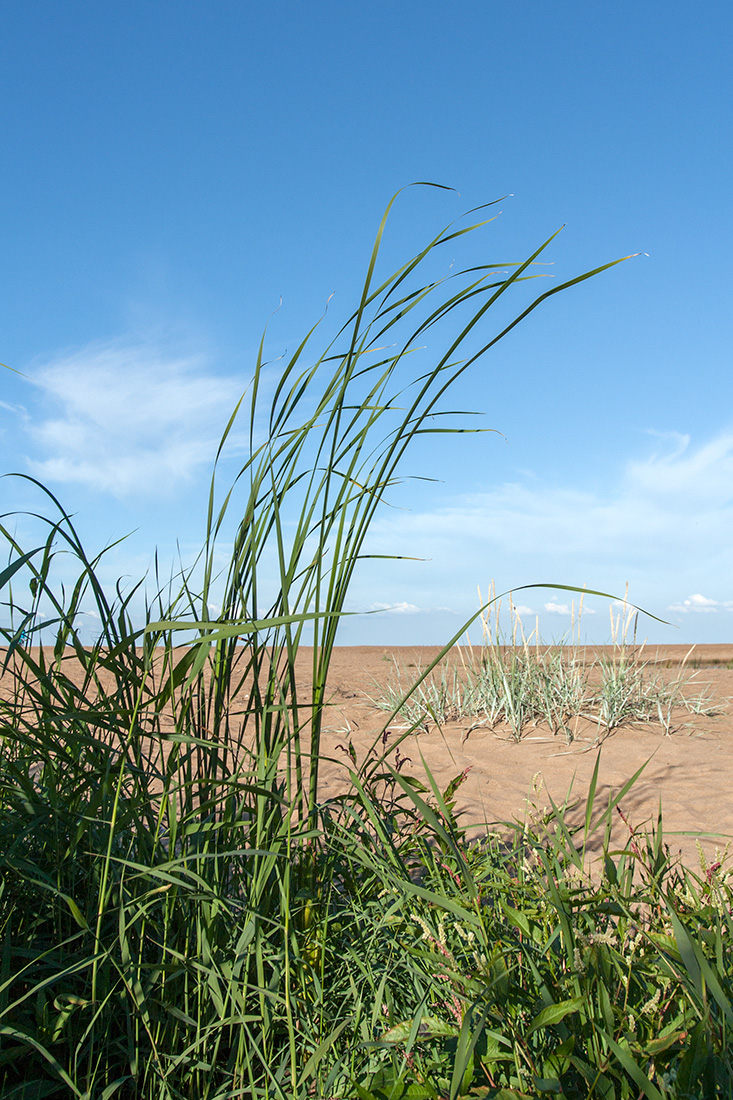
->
xmin=314 ymin=645 xmax=733 ymax=875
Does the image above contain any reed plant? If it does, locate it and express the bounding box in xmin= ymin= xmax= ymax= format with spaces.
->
xmin=2 ymin=189 xmax=730 ymax=1098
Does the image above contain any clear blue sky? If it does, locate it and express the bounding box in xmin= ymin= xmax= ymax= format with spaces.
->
xmin=1 ymin=0 xmax=731 ymax=645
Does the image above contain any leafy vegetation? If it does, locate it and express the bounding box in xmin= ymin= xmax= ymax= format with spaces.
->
xmin=2 ymin=190 xmax=731 ymax=1098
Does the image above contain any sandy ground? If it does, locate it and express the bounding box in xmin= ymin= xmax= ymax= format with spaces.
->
xmin=3 ymin=643 xmax=732 ymax=875
xmin=314 ymin=645 xmax=733 ymax=875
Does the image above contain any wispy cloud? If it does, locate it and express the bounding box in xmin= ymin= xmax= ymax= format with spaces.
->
xmin=0 ymin=399 xmax=28 ymax=416
xmin=360 ymin=429 xmax=733 ymax=637
xmin=629 ymin=431 xmax=733 ymax=502
xmin=24 ymin=338 xmax=245 ymax=498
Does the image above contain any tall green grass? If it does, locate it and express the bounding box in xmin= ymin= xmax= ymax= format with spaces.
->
xmin=2 ymin=189 xmax=731 ymax=1099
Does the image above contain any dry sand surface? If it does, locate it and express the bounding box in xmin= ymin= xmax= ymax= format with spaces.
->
xmin=4 ymin=644 xmax=732 ymax=876
xmin=315 ymin=645 xmax=733 ymax=874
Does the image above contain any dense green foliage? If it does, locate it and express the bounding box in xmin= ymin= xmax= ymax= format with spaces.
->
xmin=2 ymin=191 xmax=731 ymax=1098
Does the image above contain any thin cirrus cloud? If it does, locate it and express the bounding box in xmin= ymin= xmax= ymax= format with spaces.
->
xmin=468 ymin=430 xmax=733 ymax=564
xmin=628 ymin=431 xmax=733 ymax=501
xmin=24 ymin=339 xmax=246 ymax=498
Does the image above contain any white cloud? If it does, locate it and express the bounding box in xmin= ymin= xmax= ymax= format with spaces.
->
xmin=687 ymin=593 xmax=718 ymax=607
xmin=545 ymin=601 xmax=571 ymax=615
xmin=370 ymin=601 xmax=421 ymax=615
xmin=24 ymin=339 xmax=245 ymax=498
xmin=358 ymin=428 xmax=733 ymax=639
xmin=544 ymin=601 xmax=596 ymax=616
xmin=419 ymin=431 xmax=731 ymax=557
xmin=668 ymin=593 xmax=719 ymax=614
xmin=512 ymin=604 xmax=535 ymax=616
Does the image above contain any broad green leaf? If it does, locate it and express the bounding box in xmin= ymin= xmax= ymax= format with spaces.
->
xmin=644 ymin=1029 xmax=686 ymax=1056
xmin=501 ymin=901 xmax=532 ymax=938
xmin=527 ymin=996 xmax=585 ymax=1034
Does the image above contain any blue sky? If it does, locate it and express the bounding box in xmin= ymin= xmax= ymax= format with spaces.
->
xmin=1 ymin=0 xmax=732 ymax=645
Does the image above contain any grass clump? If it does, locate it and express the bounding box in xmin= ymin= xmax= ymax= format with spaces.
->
xmin=1 ymin=189 xmax=731 ymax=1098
xmin=370 ymin=590 xmax=722 ymax=742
